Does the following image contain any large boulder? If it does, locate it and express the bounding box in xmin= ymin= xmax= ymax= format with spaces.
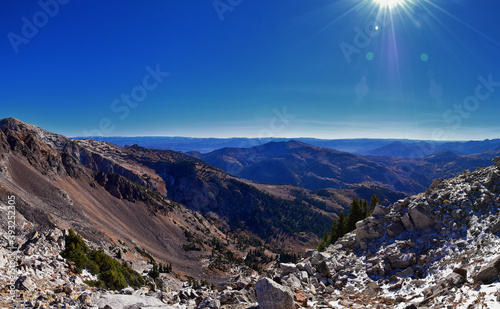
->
xmin=491 ymin=217 xmax=500 ymax=235
xmin=198 ymin=296 xmax=220 ymax=309
xmin=316 ymin=261 xmax=331 ymax=277
xmin=255 ymin=278 xmax=294 ymax=309
xmin=390 ymin=253 xmax=416 ymax=269
xmin=387 ymin=222 xmax=405 ymax=237
xmin=372 ymin=204 xmax=389 ymax=217
xmin=473 ymin=256 xmax=500 ymax=284
xmin=280 ymin=263 xmax=297 ymax=275
xmin=408 ymin=203 xmax=435 ymax=229
xmin=401 ymin=214 xmax=414 ymax=230
xmin=15 ymin=276 xmax=35 ymax=291
xmin=93 ymin=295 xmax=172 ymax=309
xmin=493 ymin=156 xmax=500 ymax=169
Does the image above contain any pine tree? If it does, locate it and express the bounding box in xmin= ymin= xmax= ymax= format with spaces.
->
xmin=369 ymin=194 xmax=380 ymax=213
xmin=347 ymin=198 xmax=362 ymax=232
xmin=329 ymin=220 xmax=338 ymax=245
xmin=360 ymin=199 xmax=369 ymax=218
xmin=317 ymin=231 xmax=329 ymax=251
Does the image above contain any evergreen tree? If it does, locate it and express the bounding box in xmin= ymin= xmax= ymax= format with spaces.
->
xmin=347 ymin=198 xmax=362 ymax=232
xmin=360 ymin=199 xmax=369 ymax=218
xmin=369 ymin=194 xmax=380 ymax=213
xmin=329 ymin=220 xmax=338 ymax=245
xmin=317 ymin=231 xmax=329 ymax=251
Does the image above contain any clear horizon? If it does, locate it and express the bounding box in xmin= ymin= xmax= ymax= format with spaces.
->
xmin=2 ymin=1 xmax=499 ymax=141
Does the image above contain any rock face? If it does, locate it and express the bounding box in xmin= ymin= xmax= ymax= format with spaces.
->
xmin=408 ymin=202 xmax=435 ymax=229
xmin=280 ymin=263 xmax=297 ymax=275
xmin=494 ymin=156 xmax=500 ymax=169
xmin=256 ymin=161 xmax=500 ymax=308
xmin=94 ymin=295 xmax=173 ymax=309
xmin=255 ymin=278 xmax=294 ymax=309
xmin=473 ymin=256 xmax=500 ymax=284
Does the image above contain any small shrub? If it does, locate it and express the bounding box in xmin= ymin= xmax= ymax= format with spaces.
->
xmin=62 ymin=229 xmax=144 ymax=290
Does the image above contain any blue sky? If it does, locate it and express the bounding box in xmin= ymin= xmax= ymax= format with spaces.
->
xmin=1 ymin=0 xmax=499 ymax=140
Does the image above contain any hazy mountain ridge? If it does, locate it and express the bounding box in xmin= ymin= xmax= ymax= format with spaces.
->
xmin=191 ymin=140 xmax=500 ymax=196
xmin=80 ymin=136 xmax=500 ymax=157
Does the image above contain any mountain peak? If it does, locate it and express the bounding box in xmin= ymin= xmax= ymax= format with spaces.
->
xmin=0 ymin=117 xmax=31 ymax=130
xmin=0 ymin=117 xmax=70 ymax=151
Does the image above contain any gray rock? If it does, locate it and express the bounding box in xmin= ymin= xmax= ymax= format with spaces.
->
xmin=493 ymin=156 xmax=500 ymax=169
xmin=304 ymin=249 xmax=316 ymax=258
xmin=316 ymin=260 xmax=330 ymax=277
xmin=280 ymin=263 xmax=297 ymax=275
xmin=121 ymin=287 xmax=135 ymax=295
xmin=390 ymin=253 xmax=416 ymax=269
xmin=15 ymin=276 xmax=35 ymax=291
xmin=387 ymin=222 xmax=405 ymax=237
xmin=401 ymin=214 xmax=414 ymax=230
xmin=491 ymin=217 xmax=500 ymax=235
xmin=395 ymin=267 xmax=414 ymax=278
xmin=255 ymin=278 xmax=294 ymax=309
xmin=408 ymin=203 xmax=435 ymax=229
xmin=198 ymin=296 xmax=220 ymax=309
xmin=218 ymin=290 xmax=238 ymax=305
xmin=285 ymin=274 xmax=301 ymax=290
xmin=93 ymin=294 xmax=172 ymax=309
xmin=473 ymin=256 xmax=500 ymax=284
xmin=372 ymin=204 xmax=389 ymax=217
xmin=63 ymin=283 xmax=73 ymax=295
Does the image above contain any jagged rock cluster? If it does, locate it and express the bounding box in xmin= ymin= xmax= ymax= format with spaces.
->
xmin=0 ymin=229 xmax=260 ymax=309
xmin=258 ymin=159 xmax=500 ymax=308
xmin=2 ymin=158 xmax=500 ymax=309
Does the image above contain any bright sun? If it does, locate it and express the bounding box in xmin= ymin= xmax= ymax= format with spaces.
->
xmin=374 ymin=0 xmax=406 ymax=8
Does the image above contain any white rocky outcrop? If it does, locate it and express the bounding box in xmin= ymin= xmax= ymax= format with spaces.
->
xmin=255 ymin=278 xmax=294 ymax=309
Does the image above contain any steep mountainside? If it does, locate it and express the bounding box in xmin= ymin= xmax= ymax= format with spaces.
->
xmin=3 ymin=154 xmax=499 ymax=308
xmin=259 ymin=157 xmax=500 ymax=308
xmin=0 ymin=118 xmax=345 ymax=280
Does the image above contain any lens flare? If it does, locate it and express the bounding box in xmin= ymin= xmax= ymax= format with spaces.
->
xmin=374 ymin=0 xmax=406 ymax=8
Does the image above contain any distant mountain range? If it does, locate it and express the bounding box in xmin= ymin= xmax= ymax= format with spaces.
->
xmin=189 ymin=140 xmax=500 ymax=195
xmin=76 ymin=136 xmax=500 ymax=157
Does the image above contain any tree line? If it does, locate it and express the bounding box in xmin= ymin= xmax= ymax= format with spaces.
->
xmin=317 ymin=195 xmax=380 ymax=251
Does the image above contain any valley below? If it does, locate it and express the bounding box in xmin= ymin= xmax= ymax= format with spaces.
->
xmin=1 ymin=118 xmax=500 ymax=308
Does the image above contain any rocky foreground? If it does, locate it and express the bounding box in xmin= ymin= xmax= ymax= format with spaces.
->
xmin=2 ymin=158 xmax=500 ymax=308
